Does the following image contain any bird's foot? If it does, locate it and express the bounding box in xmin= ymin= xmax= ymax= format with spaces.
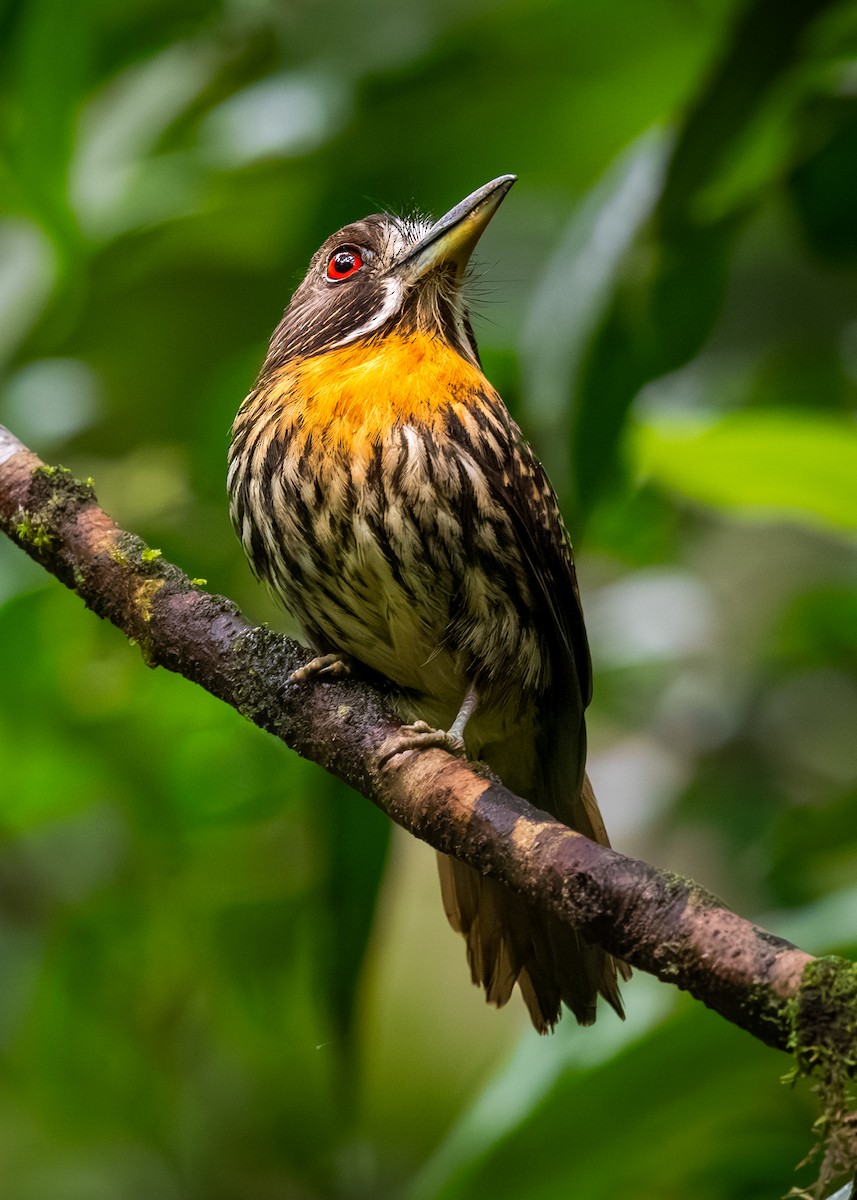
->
xmin=289 ymin=652 xmax=352 ymax=685
xmin=379 ymin=687 xmax=479 ymax=766
xmin=379 ymin=720 xmax=467 ymax=766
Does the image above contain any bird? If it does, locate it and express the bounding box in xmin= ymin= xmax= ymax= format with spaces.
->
xmin=227 ymin=175 xmax=627 ymax=1032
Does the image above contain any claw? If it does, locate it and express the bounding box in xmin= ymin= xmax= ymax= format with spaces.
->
xmin=379 ymin=720 xmax=467 ymax=766
xmin=379 ymin=686 xmax=480 ymax=766
xmin=289 ymin=652 xmax=352 ymax=685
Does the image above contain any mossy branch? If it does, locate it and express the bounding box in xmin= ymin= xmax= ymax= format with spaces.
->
xmin=1 ymin=423 xmax=855 ymax=1190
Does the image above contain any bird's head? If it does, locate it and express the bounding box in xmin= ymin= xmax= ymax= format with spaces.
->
xmin=263 ymin=175 xmax=516 ymax=376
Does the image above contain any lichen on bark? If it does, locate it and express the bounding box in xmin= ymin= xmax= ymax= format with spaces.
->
xmin=786 ymin=957 xmax=857 ymax=1199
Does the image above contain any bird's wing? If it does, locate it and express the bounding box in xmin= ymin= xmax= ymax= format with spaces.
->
xmin=441 ymin=398 xmax=625 ymax=1030
xmin=503 ymin=429 xmax=592 ymax=710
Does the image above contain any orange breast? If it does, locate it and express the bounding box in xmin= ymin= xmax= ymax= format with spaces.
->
xmin=266 ymin=331 xmax=490 ymax=452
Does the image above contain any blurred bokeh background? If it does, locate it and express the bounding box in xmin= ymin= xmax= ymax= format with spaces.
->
xmin=2 ymin=0 xmax=857 ymax=1196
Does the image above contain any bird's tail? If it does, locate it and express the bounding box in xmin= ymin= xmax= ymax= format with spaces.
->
xmin=437 ymin=772 xmax=628 ymax=1032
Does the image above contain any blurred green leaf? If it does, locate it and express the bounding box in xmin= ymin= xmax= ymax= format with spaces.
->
xmin=774 ymin=586 xmax=857 ymax=673
xmin=633 ymin=409 xmax=857 ymax=538
xmin=570 ymin=0 xmax=847 ymax=516
xmin=2 ymin=0 xmax=92 ymax=244
xmin=791 ymin=99 xmax=857 ymax=262
xmin=522 ymin=131 xmax=668 ymax=503
xmin=316 ymin=780 xmax=391 ymax=1053
xmin=419 ymin=999 xmax=817 ymax=1200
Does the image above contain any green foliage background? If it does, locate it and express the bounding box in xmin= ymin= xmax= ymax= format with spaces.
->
xmin=2 ymin=0 xmax=857 ymax=1195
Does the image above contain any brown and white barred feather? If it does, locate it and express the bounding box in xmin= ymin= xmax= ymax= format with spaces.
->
xmin=229 ymin=363 xmax=626 ymax=1029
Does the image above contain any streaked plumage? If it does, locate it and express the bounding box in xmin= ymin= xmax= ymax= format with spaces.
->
xmin=228 ymin=177 xmax=627 ymax=1031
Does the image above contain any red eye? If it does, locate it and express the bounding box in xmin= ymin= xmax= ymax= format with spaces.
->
xmin=326 ymin=248 xmax=363 ymax=281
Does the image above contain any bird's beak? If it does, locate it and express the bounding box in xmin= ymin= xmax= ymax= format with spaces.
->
xmin=398 ymin=175 xmax=517 ymax=281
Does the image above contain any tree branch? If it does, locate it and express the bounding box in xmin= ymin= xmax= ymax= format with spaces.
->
xmin=0 ymin=423 xmax=848 ymax=1060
